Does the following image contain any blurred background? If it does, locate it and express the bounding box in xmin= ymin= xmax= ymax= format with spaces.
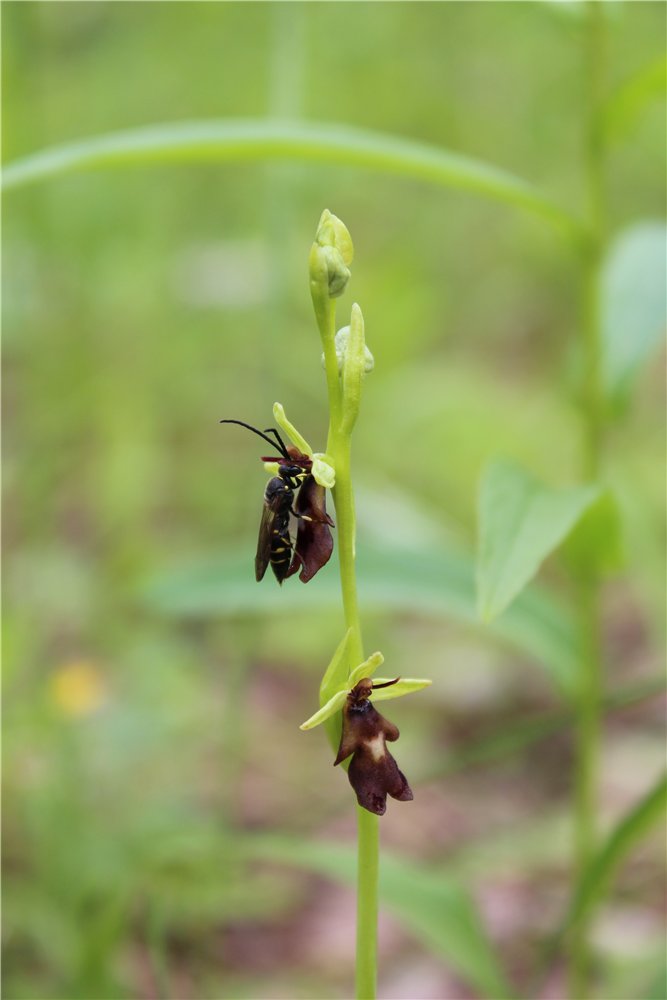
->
xmin=3 ymin=3 xmax=665 ymax=999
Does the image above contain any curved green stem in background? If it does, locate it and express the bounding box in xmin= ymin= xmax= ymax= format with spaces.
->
xmin=2 ymin=118 xmax=586 ymax=244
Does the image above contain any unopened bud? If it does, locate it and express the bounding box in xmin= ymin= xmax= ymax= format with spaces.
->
xmin=313 ymin=209 xmax=354 ymax=299
xmin=322 ymin=325 xmax=375 ymax=374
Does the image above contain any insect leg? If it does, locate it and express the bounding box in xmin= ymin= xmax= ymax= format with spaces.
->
xmin=290 ymin=508 xmax=313 ymax=521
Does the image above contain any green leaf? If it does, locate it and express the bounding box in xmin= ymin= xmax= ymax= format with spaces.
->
xmin=1 ymin=118 xmax=583 ymax=241
xmin=601 ymin=222 xmax=667 ymax=404
xmin=140 ymin=539 xmax=580 ymax=693
xmin=563 ymin=487 xmax=624 ymax=577
xmin=242 ymin=835 xmax=516 ymax=1000
xmin=563 ymin=772 xmax=667 ymax=935
xmin=603 ymin=55 xmax=667 ymax=141
xmin=477 ymin=460 xmax=600 ymax=622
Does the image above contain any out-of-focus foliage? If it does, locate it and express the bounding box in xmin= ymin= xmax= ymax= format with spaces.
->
xmin=3 ymin=3 xmax=665 ymax=999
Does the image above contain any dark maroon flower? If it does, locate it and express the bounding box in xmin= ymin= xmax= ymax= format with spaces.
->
xmin=333 ymin=678 xmax=413 ymax=816
xmin=286 ymin=474 xmax=335 ymax=583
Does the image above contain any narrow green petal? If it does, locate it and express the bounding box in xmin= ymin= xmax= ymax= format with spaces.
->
xmin=300 ymin=689 xmax=347 ymax=731
xmin=273 ymin=402 xmax=312 ymax=456
xmin=347 ymin=651 xmax=385 ymax=688
xmin=263 ymin=462 xmax=280 ymax=475
xmin=370 ymin=678 xmax=432 ymax=702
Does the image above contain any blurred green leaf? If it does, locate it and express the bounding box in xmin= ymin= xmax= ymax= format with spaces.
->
xmin=601 ymin=222 xmax=667 ymax=404
xmin=563 ymin=772 xmax=667 ymax=936
xmin=563 ymin=487 xmax=624 ymax=577
xmin=603 ymin=55 xmax=667 ymax=140
xmin=141 ymin=539 xmax=580 ymax=692
xmin=476 ymin=460 xmax=600 ymax=622
xmin=243 ymin=835 xmax=516 ymax=999
xmin=1 ymin=119 xmax=583 ymax=240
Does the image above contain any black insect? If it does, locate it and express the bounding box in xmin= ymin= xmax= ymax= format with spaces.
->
xmin=220 ymin=419 xmax=334 ymax=584
xmin=334 ymin=678 xmax=413 ymax=816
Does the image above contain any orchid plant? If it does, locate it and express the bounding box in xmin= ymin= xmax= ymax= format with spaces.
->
xmin=299 ymin=211 xmax=431 ymax=998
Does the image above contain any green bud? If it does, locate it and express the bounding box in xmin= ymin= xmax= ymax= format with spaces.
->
xmin=312 ymin=209 xmax=354 ymax=299
xmin=322 ymin=247 xmax=351 ymax=298
xmin=322 ymin=324 xmax=375 ymax=375
xmin=315 ymin=209 xmax=354 ymax=266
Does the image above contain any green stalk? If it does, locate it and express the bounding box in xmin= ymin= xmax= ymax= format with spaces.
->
xmin=330 ymin=437 xmax=378 ymax=1000
xmin=311 ymin=223 xmax=378 ymax=999
xmin=570 ymin=5 xmax=607 ymax=997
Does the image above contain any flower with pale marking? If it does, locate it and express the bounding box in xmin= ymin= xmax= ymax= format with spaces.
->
xmin=301 ymin=652 xmax=431 ymax=815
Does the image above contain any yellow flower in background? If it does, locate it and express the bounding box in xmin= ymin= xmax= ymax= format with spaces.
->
xmin=50 ymin=660 xmax=106 ymax=717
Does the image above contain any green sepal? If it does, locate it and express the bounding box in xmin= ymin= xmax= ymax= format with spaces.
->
xmin=273 ymin=402 xmax=312 ymax=457
xmin=369 ymin=678 xmax=433 ymax=701
xmin=340 ymin=303 xmax=366 ymax=436
xmin=300 ymin=689 xmax=347 ymax=731
xmin=347 ymin=651 xmax=385 ymax=688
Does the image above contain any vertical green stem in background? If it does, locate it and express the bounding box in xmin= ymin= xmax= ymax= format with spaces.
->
xmin=310 ymin=218 xmax=378 ymax=1000
xmin=571 ymin=5 xmax=607 ymax=997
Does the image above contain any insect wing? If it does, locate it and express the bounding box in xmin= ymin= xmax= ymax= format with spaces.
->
xmin=255 ymin=496 xmax=278 ymax=581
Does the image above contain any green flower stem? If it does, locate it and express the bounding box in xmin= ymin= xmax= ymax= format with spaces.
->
xmin=311 ymin=245 xmax=377 ymax=999
xmin=331 ymin=435 xmax=377 ymax=1000
xmin=355 ymin=806 xmax=379 ymax=1000
xmin=570 ymin=5 xmax=607 ymax=997
xmin=330 ymin=441 xmax=363 ymax=661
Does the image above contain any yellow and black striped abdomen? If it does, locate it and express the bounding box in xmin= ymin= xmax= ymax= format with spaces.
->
xmin=255 ymin=476 xmax=295 ymax=584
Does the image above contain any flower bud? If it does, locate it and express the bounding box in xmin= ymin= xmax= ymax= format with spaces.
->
xmin=313 ymin=209 xmax=354 ymax=299
xmin=315 ymin=209 xmax=354 ymax=266
xmin=322 ymin=325 xmax=375 ymax=374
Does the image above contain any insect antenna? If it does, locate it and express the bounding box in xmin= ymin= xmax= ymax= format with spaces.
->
xmin=371 ymin=678 xmax=400 ymax=690
xmin=262 ymin=427 xmax=290 ymax=456
xmin=220 ymin=419 xmax=290 ymax=459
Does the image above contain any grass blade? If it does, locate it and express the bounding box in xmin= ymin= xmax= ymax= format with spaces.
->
xmin=2 ymin=118 xmax=583 ymax=241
